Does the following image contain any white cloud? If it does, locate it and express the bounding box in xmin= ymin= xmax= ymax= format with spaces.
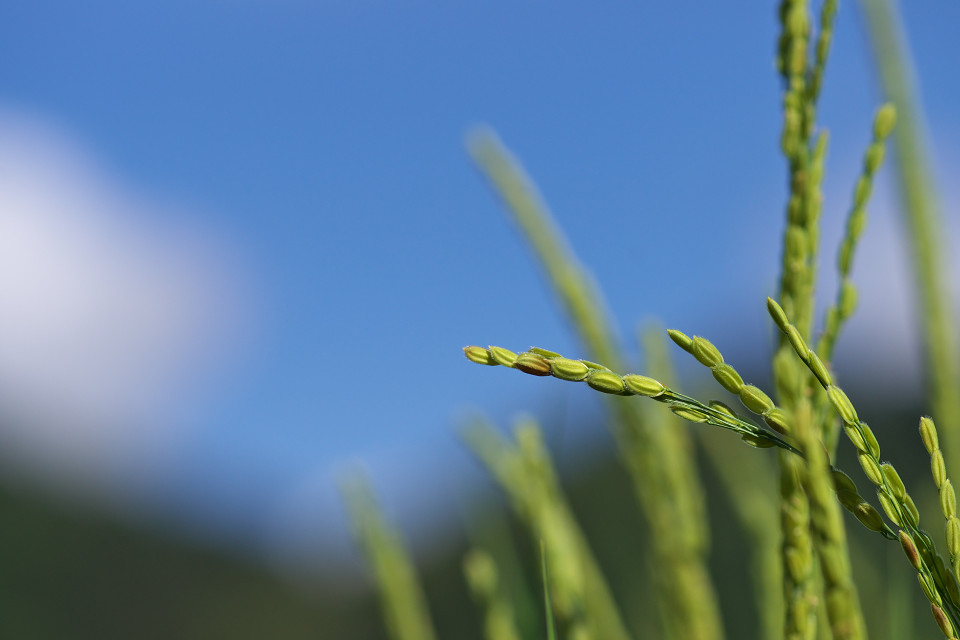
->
xmin=0 ymin=109 xmax=249 ymax=497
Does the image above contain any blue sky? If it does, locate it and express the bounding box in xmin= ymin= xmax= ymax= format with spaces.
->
xmin=0 ymin=2 xmax=958 ymax=574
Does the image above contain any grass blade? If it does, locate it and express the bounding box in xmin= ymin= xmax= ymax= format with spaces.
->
xmin=541 ymin=541 xmax=558 ymax=640
xmin=341 ymin=473 xmax=438 ymax=640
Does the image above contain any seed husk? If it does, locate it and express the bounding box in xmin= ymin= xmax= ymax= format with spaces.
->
xmin=585 ymin=370 xmax=626 ymax=394
xmin=550 ymin=358 xmax=590 ymax=381
xmin=711 ymin=364 xmax=744 ymax=394
xmin=514 ymin=352 xmax=551 ymax=376
xmin=622 ymin=374 xmax=665 ymax=397
xmin=464 ymin=346 xmax=497 ymax=366
xmin=740 ymin=385 xmax=775 ymax=415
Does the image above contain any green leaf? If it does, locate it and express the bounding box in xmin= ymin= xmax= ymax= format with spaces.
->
xmin=540 ymin=541 xmax=558 ymax=640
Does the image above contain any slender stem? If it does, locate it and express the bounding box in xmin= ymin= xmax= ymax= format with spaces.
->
xmin=341 ymin=474 xmax=438 ymax=640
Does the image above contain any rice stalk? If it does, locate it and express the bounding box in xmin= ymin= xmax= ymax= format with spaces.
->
xmin=463 ymin=549 xmax=523 ymax=640
xmin=775 ymin=5 xmax=835 ymax=632
xmin=341 ymin=474 xmax=438 ymax=640
xmin=638 ymin=326 xmax=725 ymax=640
xmin=860 ymin=0 xmax=960 ymax=483
xmin=807 ymin=0 xmax=838 ymax=107
xmin=666 ymin=327 xmax=868 ymax=638
xmin=769 ymin=296 xmax=960 ymax=637
xmin=698 ymin=428 xmax=782 ymax=639
xmin=464 ymin=345 xmax=798 ymax=454
xmin=816 ymin=104 xmax=897 ymax=365
xmin=468 ymin=130 xmax=722 ymax=640
xmin=919 ymin=417 xmax=960 ymax=588
xmin=793 ymin=397 xmax=866 ymax=640
xmin=462 ymin=416 xmax=631 ymax=640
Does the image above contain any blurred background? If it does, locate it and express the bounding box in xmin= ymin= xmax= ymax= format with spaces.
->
xmin=0 ymin=2 xmax=958 ymax=638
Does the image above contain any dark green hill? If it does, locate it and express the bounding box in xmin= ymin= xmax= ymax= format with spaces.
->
xmin=0 ymin=484 xmax=377 ymax=639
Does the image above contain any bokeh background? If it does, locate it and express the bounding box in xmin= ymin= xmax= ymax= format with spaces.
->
xmin=0 ymin=2 xmax=958 ymax=638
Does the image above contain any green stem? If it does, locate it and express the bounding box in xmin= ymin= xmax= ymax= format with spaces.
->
xmin=341 ymin=475 xmax=438 ymax=640
xmin=463 ymin=418 xmax=631 ymax=640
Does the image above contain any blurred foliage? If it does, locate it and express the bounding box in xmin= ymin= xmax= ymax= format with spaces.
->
xmin=0 ymin=483 xmax=380 ymax=639
xmin=0 ymin=376 xmax=942 ymax=638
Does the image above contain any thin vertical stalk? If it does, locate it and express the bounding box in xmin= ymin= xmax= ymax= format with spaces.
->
xmin=774 ymin=2 xmax=838 ymax=635
xmin=699 ymin=429 xmax=783 ymax=640
xmin=341 ymin=475 xmax=438 ymax=640
xmin=463 ymin=418 xmax=632 ymax=640
xmin=463 ymin=549 xmax=523 ymax=640
xmin=793 ymin=398 xmax=866 ymax=639
xmin=641 ymin=326 xmax=725 ymax=640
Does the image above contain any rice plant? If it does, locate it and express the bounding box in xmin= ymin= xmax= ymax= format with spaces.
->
xmin=346 ymin=1 xmax=960 ymax=638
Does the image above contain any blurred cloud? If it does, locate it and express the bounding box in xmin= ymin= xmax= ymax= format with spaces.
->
xmin=264 ymin=442 xmax=477 ymax=583
xmin=0 ymin=107 xmax=250 ymax=499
